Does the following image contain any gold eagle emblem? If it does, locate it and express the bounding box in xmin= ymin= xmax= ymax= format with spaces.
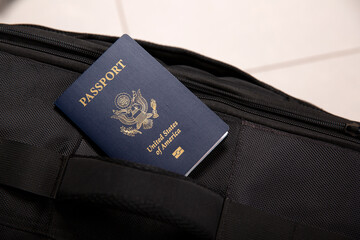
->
xmin=111 ymin=89 xmax=159 ymax=136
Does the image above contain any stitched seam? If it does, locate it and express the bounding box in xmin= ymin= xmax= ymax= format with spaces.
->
xmin=224 ymin=121 xmax=243 ymax=200
xmin=50 ymin=155 xmax=66 ymax=198
xmin=213 ymin=109 xmax=360 ymax=154
xmin=218 ymin=198 xmax=230 ymax=240
xmin=52 ymin=136 xmax=83 ymax=197
xmin=242 ymin=120 xmax=360 ymax=159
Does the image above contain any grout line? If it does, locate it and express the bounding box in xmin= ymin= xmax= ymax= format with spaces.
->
xmin=115 ymin=0 xmax=130 ymax=34
xmin=245 ymin=46 xmax=360 ymax=74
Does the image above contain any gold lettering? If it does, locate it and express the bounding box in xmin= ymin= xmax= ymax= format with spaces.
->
xmin=95 ymin=82 xmax=103 ymax=91
xmin=147 ymin=134 xmax=164 ymax=152
xmin=111 ymin=65 xmax=122 ymax=74
xmin=117 ymin=59 xmax=126 ymax=68
xmin=147 ymin=121 xmax=181 ymax=154
xmin=86 ymin=93 xmax=94 ymax=102
xmin=156 ymin=146 xmax=162 ymax=155
xmin=163 ymin=121 xmax=178 ymax=136
xmin=90 ymin=87 xmax=98 ymax=96
xmin=79 ymin=97 xmax=87 ymax=107
xmin=105 ymin=71 xmax=115 ymax=81
xmin=99 ymin=78 xmax=107 ymax=87
xmin=78 ymin=59 xmax=126 ymax=107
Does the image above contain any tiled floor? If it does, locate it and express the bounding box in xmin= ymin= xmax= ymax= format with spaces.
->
xmin=1 ymin=0 xmax=359 ymax=120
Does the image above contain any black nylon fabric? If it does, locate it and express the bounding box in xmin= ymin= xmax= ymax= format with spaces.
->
xmin=227 ymin=120 xmax=360 ymax=239
xmin=58 ymin=156 xmax=224 ymax=239
xmin=0 ymin=224 xmax=49 ymax=240
xmin=0 ymin=51 xmax=81 ymax=156
xmin=217 ymin=198 xmax=349 ymax=240
xmin=189 ymin=114 xmax=242 ymax=197
xmin=0 ymin=185 xmax=53 ymax=238
xmin=51 ymin=201 xmax=195 ymax=240
xmin=0 ymin=139 xmax=64 ymax=198
xmin=0 ymin=24 xmax=359 ymax=239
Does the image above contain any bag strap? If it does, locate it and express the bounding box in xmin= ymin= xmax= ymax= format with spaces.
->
xmin=57 ymin=156 xmax=224 ymax=239
xmin=0 ymin=139 xmax=223 ymax=238
xmin=0 ymin=140 xmax=352 ymax=239
xmin=0 ymin=138 xmax=66 ymax=198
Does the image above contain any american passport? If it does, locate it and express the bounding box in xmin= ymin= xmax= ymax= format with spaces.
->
xmin=55 ymin=34 xmax=229 ymax=176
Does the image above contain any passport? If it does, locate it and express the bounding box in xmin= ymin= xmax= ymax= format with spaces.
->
xmin=55 ymin=34 xmax=229 ymax=176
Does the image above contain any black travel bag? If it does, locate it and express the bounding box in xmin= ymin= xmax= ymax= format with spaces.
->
xmin=0 ymin=24 xmax=359 ymax=240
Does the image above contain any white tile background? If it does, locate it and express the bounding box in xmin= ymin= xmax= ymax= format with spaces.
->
xmin=1 ymin=0 xmax=359 ymax=120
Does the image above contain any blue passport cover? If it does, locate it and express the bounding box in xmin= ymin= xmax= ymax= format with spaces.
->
xmin=55 ymin=35 xmax=229 ymax=176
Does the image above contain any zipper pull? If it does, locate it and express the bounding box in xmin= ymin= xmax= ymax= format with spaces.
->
xmin=345 ymin=122 xmax=360 ymax=137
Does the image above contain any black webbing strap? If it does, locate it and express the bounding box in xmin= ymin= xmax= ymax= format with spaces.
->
xmin=57 ymin=156 xmax=224 ymax=239
xmin=0 ymin=140 xmax=353 ymax=239
xmin=0 ymin=138 xmax=65 ymax=198
xmin=216 ymin=198 xmax=351 ymax=240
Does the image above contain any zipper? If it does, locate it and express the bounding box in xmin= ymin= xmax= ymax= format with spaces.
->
xmin=200 ymin=95 xmax=360 ymax=144
xmin=178 ymin=77 xmax=360 ymax=143
xmin=1 ymin=26 xmax=359 ymax=142
xmin=345 ymin=123 xmax=360 ymax=137
xmin=0 ymin=38 xmax=96 ymax=65
xmin=0 ymin=27 xmax=103 ymax=57
xmin=0 ymin=27 xmax=102 ymax=64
